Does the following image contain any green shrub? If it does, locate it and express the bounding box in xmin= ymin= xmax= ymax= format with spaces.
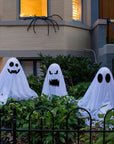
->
xmin=27 ymin=74 xmax=44 ymax=95
xmin=27 ymin=75 xmax=91 ymax=100
xmin=1 ymin=95 xmax=85 ymax=144
xmin=68 ymin=82 xmax=91 ymax=99
xmin=27 ymin=54 xmax=101 ymax=95
xmin=79 ymin=111 xmax=114 ymax=144
xmin=39 ymin=53 xmax=101 ymax=90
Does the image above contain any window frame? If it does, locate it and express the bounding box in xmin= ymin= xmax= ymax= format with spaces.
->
xmin=72 ymin=0 xmax=83 ymax=23
xmin=19 ymin=0 xmax=50 ymax=20
xmin=19 ymin=59 xmax=41 ymax=76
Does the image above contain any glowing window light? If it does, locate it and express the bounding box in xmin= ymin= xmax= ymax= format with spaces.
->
xmin=73 ymin=0 xmax=82 ymax=21
xmin=20 ymin=0 xmax=47 ymax=17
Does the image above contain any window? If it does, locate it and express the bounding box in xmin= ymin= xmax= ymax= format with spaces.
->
xmin=20 ymin=59 xmax=42 ymax=76
xmin=20 ymin=0 xmax=48 ymax=18
xmin=72 ymin=0 xmax=82 ymax=22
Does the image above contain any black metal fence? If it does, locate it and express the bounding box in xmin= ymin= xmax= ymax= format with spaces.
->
xmin=0 ymin=106 xmax=114 ymax=144
xmin=107 ymin=18 xmax=114 ymax=43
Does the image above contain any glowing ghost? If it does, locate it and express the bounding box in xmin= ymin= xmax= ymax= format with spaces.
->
xmin=0 ymin=57 xmax=38 ymax=105
xmin=78 ymin=67 xmax=114 ymax=119
xmin=42 ymin=63 xmax=67 ymax=98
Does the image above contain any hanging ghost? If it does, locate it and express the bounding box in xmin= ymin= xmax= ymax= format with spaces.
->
xmin=78 ymin=67 xmax=114 ymax=120
xmin=0 ymin=57 xmax=38 ymax=105
xmin=42 ymin=63 xmax=67 ymax=98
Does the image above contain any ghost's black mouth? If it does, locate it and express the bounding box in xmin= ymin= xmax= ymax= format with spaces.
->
xmin=7 ymin=69 xmax=20 ymax=74
xmin=49 ymin=79 xmax=59 ymax=86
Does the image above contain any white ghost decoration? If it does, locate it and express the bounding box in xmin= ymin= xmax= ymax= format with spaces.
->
xmin=0 ymin=57 xmax=38 ymax=105
xmin=78 ymin=67 xmax=114 ymax=120
xmin=42 ymin=63 xmax=67 ymax=98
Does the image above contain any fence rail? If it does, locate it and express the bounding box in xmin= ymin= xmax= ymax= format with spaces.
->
xmin=0 ymin=106 xmax=114 ymax=144
xmin=107 ymin=18 xmax=114 ymax=43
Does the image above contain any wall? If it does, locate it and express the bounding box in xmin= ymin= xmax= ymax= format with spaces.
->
xmin=91 ymin=0 xmax=99 ymax=25
xmin=99 ymin=44 xmax=114 ymax=73
xmin=0 ymin=21 xmax=91 ymax=57
xmin=0 ymin=0 xmax=93 ymax=71
xmin=91 ymin=19 xmax=107 ymax=60
xmin=83 ymin=0 xmax=91 ymax=26
xmin=64 ymin=26 xmax=90 ymax=51
xmin=0 ymin=0 xmax=17 ymax=21
xmin=64 ymin=0 xmax=72 ymax=21
xmin=0 ymin=0 xmax=92 ymax=25
xmin=0 ymin=57 xmax=9 ymax=72
xmin=51 ymin=0 xmax=64 ymax=19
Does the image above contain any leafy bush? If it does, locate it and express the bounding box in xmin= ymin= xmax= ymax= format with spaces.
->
xmin=39 ymin=53 xmax=101 ymax=90
xmin=26 ymin=54 xmax=100 ymax=95
xmin=27 ymin=76 xmax=91 ymax=100
xmin=68 ymin=82 xmax=91 ymax=100
xmin=27 ymin=74 xmax=44 ymax=95
xmin=78 ymin=108 xmax=114 ymax=144
xmin=1 ymin=95 xmax=85 ymax=144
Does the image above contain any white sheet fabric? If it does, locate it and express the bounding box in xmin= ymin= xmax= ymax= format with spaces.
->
xmin=78 ymin=67 xmax=114 ymax=120
xmin=0 ymin=57 xmax=38 ymax=105
xmin=42 ymin=63 xmax=67 ymax=98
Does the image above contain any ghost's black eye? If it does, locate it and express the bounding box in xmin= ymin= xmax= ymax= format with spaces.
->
xmin=49 ymin=71 xmax=53 ymax=75
xmin=55 ymin=70 xmax=58 ymax=74
xmin=97 ymin=73 xmax=103 ymax=83
xmin=9 ymin=62 xmax=14 ymax=67
xmin=105 ymin=73 xmax=110 ymax=83
xmin=15 ymin=63 xmax=18 ymax=67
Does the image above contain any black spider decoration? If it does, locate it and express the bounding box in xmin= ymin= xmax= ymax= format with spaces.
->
xmin=25 ymin=14 xmax=63 ymax=35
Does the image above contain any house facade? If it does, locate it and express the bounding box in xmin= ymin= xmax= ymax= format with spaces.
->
xmin=0 ymin=0 xmax=113 ymax=76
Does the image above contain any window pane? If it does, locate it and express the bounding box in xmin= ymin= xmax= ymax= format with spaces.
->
xmin=73 ymin=0 xmax=82 ymax=21
xmin=20 ymin=0 xmax=47 ymax=17
xmin=36 ymin=61 xmax=43 ymax=76
xmin=21 ymin=61 xmax=33 ymax=76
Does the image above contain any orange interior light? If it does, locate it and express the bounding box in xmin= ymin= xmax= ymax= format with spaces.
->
xmin=73 ymin=0 xmax=82 ymax=21
xmin=20 ymin=0 xmax=47 ymax=17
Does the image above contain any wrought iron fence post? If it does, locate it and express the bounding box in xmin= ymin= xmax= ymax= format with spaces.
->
xmin=29 ymin=106 xmax=55 ymax=144
xmin=103 ymin=108 xmax=114 ymax=144
xmin=107 ymin=18 xmax=114 ymax=43
xmin=103 ymin=118 xmax=106 ymax=144
xmin=28 ymin=116 xmax=30 ymax=144
xmin=13 ymin=107 xmax=17 ymax=144
xmin=77 ymin=118 xmax=80 ymax=144
xmin=66 ymin=116 xmax=68 ymax=144
xmin=40 ymin=110 xmax=44 ymax=143
xmin=0 ymin=108 xmax=2 ymax=144
xmin=66 ymin=107 xmax=92 ymax=144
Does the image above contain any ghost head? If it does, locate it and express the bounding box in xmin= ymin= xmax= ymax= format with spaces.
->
xmin=0 ymin=57 xmax=38 ymax=105
xmin=78 ymin=67 xmax=114 ymax=119
xmin=42 ymin=63 xmax=67 ymax=98
xmin=7 ymin=60 xmax=20 ymax=74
